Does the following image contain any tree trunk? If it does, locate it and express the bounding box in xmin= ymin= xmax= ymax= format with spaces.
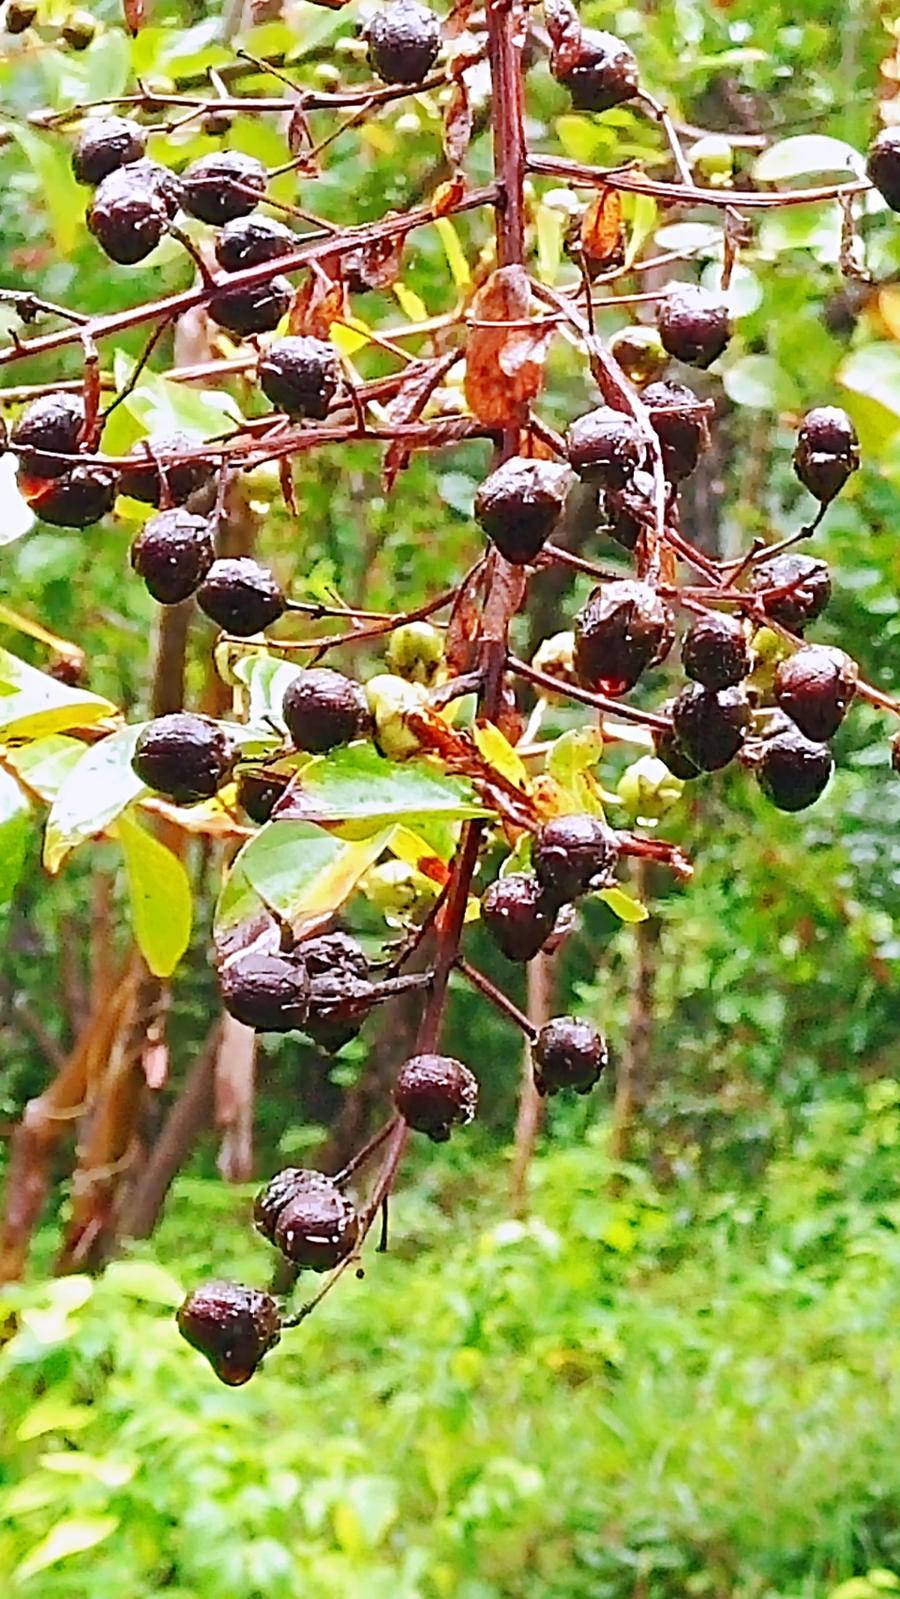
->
xmin=120 ymin=1023 xmax=220 ymax=1240
xmin=610 ymin=860 xmax=658 ymax=1163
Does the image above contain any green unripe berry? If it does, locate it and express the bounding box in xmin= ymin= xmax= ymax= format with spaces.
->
xmin=385 ymin=621 xmax=445 ymax=686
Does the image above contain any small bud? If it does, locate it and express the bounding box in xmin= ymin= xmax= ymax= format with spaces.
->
xmin=365 ymin=673 xmax=429 ymax=759
xmin=385 ymin=621 xmax=445 ymax=686
xmin=616 ymin=754 xmax=685 ymax=821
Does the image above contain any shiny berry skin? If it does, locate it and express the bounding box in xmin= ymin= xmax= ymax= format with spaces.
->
xmin=11 ymin=393 xmax=84 ymax=476
xmin=566 ymin=406 xmax=643 ymax=487
xmin=482 ymin=872 xmax=556 ymax=963
xmin=181 ymin=151 xmax=266 ymax=225
xmin=793 ymin=406 xmax=859 ymax=504
xmin=282 ymin=668 xmax=369 ymax=753
xmin=574 ymin=579 xmax=674 ymax=693
xmin=177 ymin=1281 xmax=280 ymax=1386
xmin=642 ymin=379 xmax=708 ymax=481
xmin=774 ymin=644 xmax=857 ymax=742
xmin=749 ymin=553 xmax=831 ymax=633
xmin=366 ymin=1 xmax=441 ymax=86
xmin=120 ymin=431 xmax=214 ymax=506
xmin=867 ymin=128 xmax=900 ymax=212
xmin=256 ymin=1169 xmax=358 ymax=1270
xmin=557 ymin=31 xmax=638 ymax=113
xmin=220 ymin=951 xmax=311 ymax=1032
xmin=302 ymin=931 xmax=370 ymax=981
xmin=198 ymin=557 xmax=285 ymax=636
xmin=132 ymin=712 xmax=236 ymax=804
xmin=393 ymin=1053 xmax=478 ymax=1142
xmin=682 ymin=612 xmax=750 ymax=690
xmin=236 ymin=769 xmax=288 ymax=823
xmin=657 ymin=284 xmax=730 ymax=368
xmin=130 ymin=509 xmax=214 ymax=604
xmin=72 ymin=117 xmax=147 ymax=186
xmin=533 ymin=1016 xmax=608 ymax=1097
xmin=603 ymin=471 xmax=659 ymax=552
xmin=22 ymin=465 xmax=117 ymax=528
xmin=302 ymin=972 xmax=379 ymax=1053
xmin=88 ymin=160 xmax=180 ymax=264
xmin=4 ymin=0 xmax=38 ymax=33
xmin=209 ymin=278 xmax=292 ymax=337
xmin=671 ymin=683 xmax=750 ymax=771
xmin=214 ymin=214 xmax=296 ymax=272
xmin=755 ymin=726 xmax=834 ymax=811
xmin=609 ymin=324 xmax=668 ymax=387
xmin=533 ymin=812 xmax=619 ymax=904
xmin=652 ymin=722 xmax=701 ymax=780
xmin=474 ymin=456 xmax=571 ymax=565
xmin=259 ymin=336 xmax=340 ymax=420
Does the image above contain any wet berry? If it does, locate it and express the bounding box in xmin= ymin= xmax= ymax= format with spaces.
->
xmin=793 ymin=406 xmax=859 ymax=504
xmin=177 ymin=1281 xmax=280 ymax=1386
xmin=657 ymin=284 xmax=730 ymax=368
xmin=282 ymin=667 xmax=369 ymax=753
xmin=259 ymin=336 xmax=340 ymax=420
xmin=88 ymin=160 xmax=180 ymax=264
xmin=642 ymin=378 xmax=709 ymax=481
xmin=120 ymin=431 xmax=214 ymax=506
xmin=214 ymin=214 xmax=296 ymax=273
xmin=22 ymin=465 xmax=117 ymax=527
xmin=255 ymin=1169 xmax=359 ymax=1271
xmin=609 ymin=324 xmax=668 ymax=387
xmin=72 ymin=116 xmax=147 ymax=186
xmin=867 ymin=128 xmax=900 ymax=212
xmin=557 ymin=31 xmax=638 ymax=113
xmin=198 ymin=558 xmax=285 ymax=635
xmin=533 ymin=812 xmax=619 ymax=904
xmin=393 ymin=1053 xmax=478 ymax=1142
xmin=237 ymin=769 xmax=289 ymax=823
xmin=209 ymin=278 xmax=292 ymax=337
xmin=302 ymin=972 xmax=379 ymax=1053
xmin=749 ymin=552 xmax=831 ymax=633
xmin=566 ymin=406 xmax=643 ymax=487
xmin=474 ymin=456 xmax=571 ymax=565
xmin=220 ymin=950 xmax=311 ymax=1032
xmin=11 ymin=392 xmax=84 ymax=476
xmin=671 ymin=683 xmax=750 ymax=771
xmin=366 ymin=1 xmax=442 ymax=86
xmin=574 ymin=579 xmax=674 ymax=692
xmin=482 ymin=872 xmax=556 ymax=962
xmin=533 ymin=1016 xmax=608 ymax=1097
xmin=182 ymin=151 xmax=266 ymax=225
xmin=603 ymin=471 xmax=659 ymax=552
xmin=653 ymin=721 xmax=701 ymax=780
xmin=774 ymin=644 xmax=857 ymax=742
xmin=4 ymin=0 xmax=38 ymax=32
xmin=755 ymin=725 xmax=834 ymax=811
xmin=682 ymin=612 xmax=750 ymax=690
xmin=130 ymin=509 xmax=215 ymax=604
xmin=301 ymin=931 xmax=370 ymax=981
xmin=132 ymin=712 xmax=236 ymax=804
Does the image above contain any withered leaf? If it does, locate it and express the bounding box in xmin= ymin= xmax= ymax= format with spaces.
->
xmin=343 ymin=228 xmax=404 ymax=293
xmin=446 ymin=559 xmax=488 ymax=674
xmin=442 ymin=79 xmax=473 ymax=171
xmin=122 ymin=0 xmax=145 ymax=33
xmin=382 ymin=350 xmax=460 ymax=491
xmin=444 ymin=0 xmax=474 ymax=39
xmin=464 ymin=266 xmax=552 ymax=429
xmin=580 ymin=188 xmax=624 ymax=267
xmin=545 ymin=0 xmax=582 ymax=78
xmin=289 ymin=263 xmax=346 ymax=340
xmin=431 ymin=172 xmax=467 ymax=218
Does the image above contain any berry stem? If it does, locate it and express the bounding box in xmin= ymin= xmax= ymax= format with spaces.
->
xmin=455 ymin=957 xmax=539 ymax=1043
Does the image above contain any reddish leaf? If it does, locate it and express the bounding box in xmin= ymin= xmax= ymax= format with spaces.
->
xmin=444 ymin=0 xmax=473 ymax=39
xmin=344 ymin=227 xmax=404 ymax=294
xmin=289 ymin=263 xmax=346 ymax=339
xmin=123 ymin=0 xmax=145 ymax=33
xmin=464 ymin=266 xmax=551 ymax=429
xmin=446 ymin=561 xmax=488 ymax=674
xmin=431 ymin=172 xmax=466 ymax=218
xmin=382 ymin=350 xmax=459 ymax=491
xmin=580 ymin=188 xmax=625 ymax=267
xmin=287 ymin=105 xmax=314 ymax=164
xmin=279 ymin=457 xmax=297 ymax=518
xmin=545 ymin=0 xmax=582 ymax=77
xmin=442 ymin=79 xmax=473 ymax=170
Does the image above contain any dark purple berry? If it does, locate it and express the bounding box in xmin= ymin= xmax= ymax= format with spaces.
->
xmin=603 ymin=471 xmax=660 ymax=552
xmin=653 ymin=722 xmax=701 ymax=780
xmin=177 ymin=1281 xmax=280 ymax=1386
xmin=867 ymin=128 xmax=900 ymax=212
xmin=748 ymin=553 xmax=831 ymax=633
xmin=566 ymin=406 xmax=644 ymax=487
xmin=474 ymin=456 xmax=571 ymax=565
xmin=657 ymin=284 xmax=730 ymax=368
xmin=198 ymin=558 xmax=285 ymax=636
xmin=793 ymin=406 xmax=859 ymax=504
xmin=237 ymin=769 xmax=289 ymax=824
xmin=132 ymin=712 xmax=236 ymax=804
xmin=533 ymin=812 xmax=619 ymax=904
xmin=22 ymin=465 xmax=117 ymax=527
xmin=609 ymin=324 xmax=668 ymax=387
xmin=393 ymin=1053 xmax=478 ymax=1142
xmin=671 ymin=683 xmax=750 ymax=771
xmin=574 ymin=579 xmax=674 ymax=693
xmin=88 ymin=160 xmax=180 ymax=264
xmin=556 ymin=31 xmax=638 ymax=113
xmin=220 ymin=951 xmax=311 ymax=1032
xmin=181 ymin=151 xmax=265 ymax=225
xmin=11 ymin=392 xmax=84 ymax=476
xmin=482 ymin=872 xmax=556 ymax=962
xmin=255 ymin=1168 xmax=358 ymax=1270
xmin=682 ymin=612 xmax=750 ymax=690
xmin=774 ymin=644 xmax=857 ymax=741
xmin=533 ymin=1016 xmax=608 ymax=1097
xmin=755 ymin=725 xmax=834 ymax=811
xmin=72 ymin=117 xmax=146 ymax=186
xmin=642 ymin=378 xmax=709 ymax=481
xmin=214 ymin=214 xmax=296 ymax=273
xmin=282 ymin=668 xmax=369 ymax=753
xmin=130 ymin=509 xmax=214 ymax=604
xmin=61 ymin=10 xmax=96 ymax=48
xmin=120 ymin=431 xmax=214 ymax=507
xmin=259 ymin=336 xmax=341 ymax=420
xmin=209 ymin=278 xmax=292 ymax=337
xmin=366 ymin=1 xmax=441 ymax=86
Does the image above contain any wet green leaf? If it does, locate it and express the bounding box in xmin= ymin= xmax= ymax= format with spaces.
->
xmin=117 ymin=811 xmax=192 ymax=978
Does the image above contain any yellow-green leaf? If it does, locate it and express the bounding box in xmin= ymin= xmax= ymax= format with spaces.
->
xmin=44 ymin=724 xmax=146 ymax=874
xmin=598 ymin=886 xmax=649 ymax=923
xmin=116 ymin=812 xmax=192 ymax=978
xmin=472 ymin=721 xmax=528 ymax=789
xmin=10 ymin=126 xmax=84 ymax=257
xmin=0 ymin=649 xmax=115 ymax=743
xmin=435 ymin=217 xmax=471 ymax=288
xmin=14 ymin=1515 xmax=119 ymax=1583
xmin=217 ymin=820 xmax=392 ymax=935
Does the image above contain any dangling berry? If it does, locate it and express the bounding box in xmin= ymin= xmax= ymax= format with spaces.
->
xmin=642 ymin=379 xmax=709 ymax=481
xmin=671 ymin=683 xmax=750 ymax=771
xmin=533 ymin=1016 xmax=608 ymax=1097
xmin=282 ymin=668 xmax=369 ymax=753
xmin=749 ymin=552 xmax=831 ymax=633
xmin=132 ymin=713 xmax=236 ymax=804
xmin=682 ymin=612 xmax=750 ymax=690
xmin=774 ymin=644 xmax=857 ymax=742
xmin=533 ymin=813 xmax=619 ymax=904
xmin=198 ymin=558 xmax=285 ymax=636
xmin=754 ymin=725 xmax=834 ymax=811
xmin=556 ymin=31 xmax=638 ymax=113
xmin=209 ymin=279 xmax=292 ymax=337
xmin=793 ymin=406 xmax=859 ymax=504
xmin=181 ymin=151 xmax=266 ymax=225
xmin=474 ymin=456 xmax=571 ymax=566
xmin=867 ymin=128 xmax=900 ymax=212
xmin=657 ymin=284 xmax=730 ymax=368
xmin=88 ymin=160 xmax=180 ymax=264
xmin=256 ymin=1169 xmax=359 ymax=1271
xmin=393 ymin=1053 xmax=478 ymax=1142
xmin=236 ymin=769 xmax=289 ymax=824
xmin=566 ymin=406 xmax=643 ymax=487
xmin=385 ymin=621 xmax=444 ymax=686
xmin=177 ymin=1281 xmax=280 ymax=1386
xmin=482 ymin=873 xmax=557 ymax=963
xmin=574 ymin=580 xmax=674 ymax=693
xmin=120 ymin=431 xmax=215 ymax=507
xmin=72 ymin=116 xmax=146 ymax=186
xmin=11 ymin=393 xmax=84 ymax=476
xmin=603 ymin=471 xmax=659 ymax=552
xmin=365 ymin=1 xmax=442 ymax=86
xmin=22 ymin=466 xmax=117 ymax=527
xmin=130 ymin=509 xmax=215 ymax=604
xmin=653 ymin=721 xmax=701 ymax=780
xmin=220 ymin=951 xmax=311 ymax=1032
xmin=214 ymin=214 xmax=296 ymax=272
xmin=259 ymin=336 xmax=341 ymax=420
xmin=609 ymin=324 xmax=668 ymax=387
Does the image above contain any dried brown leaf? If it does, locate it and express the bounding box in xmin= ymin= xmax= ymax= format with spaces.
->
xmin=344 ymin=228 xmax=404 ymax=293
xmin=382 ymin=350 xmax=460 ymax=491
xmin=289 ymin=263 xmax=346 ymax=339
xmin=123 ymin=0 xmax=144 ymax=33
xmin=463 ymin=265 xmax=551 ymax=429
xmin=446 ymin=560 xmax=488 ymax=674
xmin=442 ymin=79 xmax=473 ymax=170
xmin=431 ymin=172 xmax=467 ymax=218
xmin=580 ymin=188 xmax=624 ymax=267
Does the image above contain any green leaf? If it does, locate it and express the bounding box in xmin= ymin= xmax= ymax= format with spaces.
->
xmin=5 ymin=736 xmax=84 ymax=802
xmin=753 ymin=136 xmax=862 ymax=183
xmin=9 ymin=125 xmax=84 ymax=256
xmin=598 ymin=886 xmax=649 ymax=923
xmin=14 ymin=1516 xmax=119 ymax=1583
xmin=0 ymin=455 xmax=35 ymax=546
xmin=723 ymin=355 xmax=799 ymax=412
xmin=0 ymin=649 xmax=115 ymax=743
xmin=839 ymin=343 xmax=900 ymax=424
xmin=230 ymin=651 xmax=305 ymax=733
xmin=0 ymin=767 xmax=31 ymax=909
xmin=117 ymin=812 xmax=192 ymax=978
xmin=216 ymin=820 xmax=391 ymax=934
xmin=101 ymin=1259 xmax=184 ymax=1307
xmin=16 ymin=1395 xmax=92 ymax=1442
xmin=282 ymin=744 xmax=491 ymax=839
xmin=110 ymin=351 xmax=244 ymax=442
xmin=44 ymin=724 xmax=146 ymax=874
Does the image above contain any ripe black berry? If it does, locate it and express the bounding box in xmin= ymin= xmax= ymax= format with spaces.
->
xmin=22 ymin=465 xmax=117 ymax=527
xmin=177 ymin=1281 xmax=280 ymax=1386
xmin=72 ymin=116 xmax=147 ymax=186
xmin=474 ymin=456 xmax=571 ymax=565
xmin=681 ymin=612 xmax=750 ymax=690
xmin=642 ymin=379 xmax=709 ymax=481
xmin=282 ymin=668 xmax=369 ymax=753
xmin=755 ymin=725 xmax=834 ymax=811
xmin=533 ymin=1016 xmax=608 ymax=1097
xmin=574 ymin=580 xmax=674 ymax=693
xmin=609 ymin=324 xmax=668 ymax=387
xmin=4 ymin=0 xmax=38 ymax=33
xmin=198 ymin=557 xmax=285 ymax=635
xmin=120 ymin=431 xmax=214 ymax=506
xmin=11 ymin=392 xmax=84 ymax=476
xmin=749 ymin=552 xmax=831 ymax=633
xmin=130 ymin=509 xmax=215 ymax=604
xmin=220 ymin=950 xmax=311 ymax=1031
xmin=556 ymin=31 xmax=638 ymax=113
xmin=533 ymin=812 xmax=619 ymax=904
xmin=671 ymin=683 xmax=750 ymax=771
xmin=652 ymin=722 xmax=701 ymax=780
xmin=366 ymin=1 xmax=442 ymax=86
xmin=259 ymin=336 xmax=341 ymax=420
xmin=181 ymin=151 xmax=266 ymax=225
xmin=132 ymin=712 xmax=236 ymax=804
xmin=657 ymin=284 xmax=730 ymax=368
xmin=566 ymin=406 xmax=643 ymax=487
xmin=867 ymin=128 xmax=900 ymax=212
xmin=793 ymin=406 xmax=860 ymax=504
xmin=393 ymin=1053 xmax=478 ymax=1142
xmin=482 ymin=872 xmax=556 ymax=963
xmin=774 ymin=644 xmax=857 ymax=742
xmin=603 ymin=471 xmax=660 ymax=552
xmin=255 ymin=1168 xmax=359 ymax=1271
xmin=88 ymin=160 xmax=180 ymax=264
xmin=209 ymin=279 xmax=292 ymax=337
xmin=303 ymin=931 xmax=370 ymax=981
xmin=236 ymin=769 xmax=288 ymax=823
xmin=214 ymin=214 xmax=296 ymax=272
